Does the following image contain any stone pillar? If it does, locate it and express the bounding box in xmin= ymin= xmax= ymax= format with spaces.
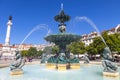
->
xmin=1 ymin=16 xmax=14 ymax=59
xmin=5 ymin=16 xmax=12 ymax=46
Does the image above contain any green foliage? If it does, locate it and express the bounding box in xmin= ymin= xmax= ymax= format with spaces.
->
xmin=52 ymin=45 xmax=59 ymax=54
xmin=37 ymin=50 xmax=43 ymax=57
xmin=21 ymin=48 xmax=43 ymax=58
xmin=91 ymin=37 xmax=105 ymax=54
xmin=43 ymin=46 xmax=52 ymax=54
xmin=85 ymin=44 xmax=97 ymax=55
xmin=27 ymin=47 xmax=37 ymax=57
xmin=21 ymin=50 xmax=28 ymax=57
xmin=68 ymin=41 xmax=86 ymax=54
xmin=106 ymin=33 xmax=120 ymax=53
xmin=101 ymin=32 xmax=120 ymax=53
xmin=86 ymin=32 xmax=120 ymax=55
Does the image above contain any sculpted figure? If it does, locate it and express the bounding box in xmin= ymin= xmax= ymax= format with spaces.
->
xmin=47 ymin=56 xmax=57 ymax=63
xmin=69 ymin=53 xmax=79 ymax=63
xmin=57 ymin=53 xmax=67 ymax=64
xmin=59 ymin=24 xmax=66 ymax=33
xmin=10 ymin=50 xmax=25 ymax=71
xmin=102 ymin=47 xmax=118 ymax=72
xmin=83 ymin=53 xmax=89 ymax=64
xmin=41 ymin=53 xmax=50 ymax=63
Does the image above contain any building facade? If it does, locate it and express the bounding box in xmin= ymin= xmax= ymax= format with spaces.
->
xmin=108 ymin=24 xmax=120 ymax=35
xmin=81 ymin=24 xmax=120 ymax=46
xmin=81 ymin=31 xmax=98 ymax=46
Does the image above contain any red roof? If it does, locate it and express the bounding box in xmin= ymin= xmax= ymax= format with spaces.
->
xmin=0 ymin=44 xmax=3 ymax=47
xmin=110 ymin=28 xmax=115 ymax=32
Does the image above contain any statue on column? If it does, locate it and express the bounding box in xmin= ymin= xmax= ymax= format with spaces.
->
xmin=9 ymin=16 xmax=12 ymax=20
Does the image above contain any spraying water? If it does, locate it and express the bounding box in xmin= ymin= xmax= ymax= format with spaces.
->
xmin=75 ymin=16 xmax=108 ymax=47
xmin=19 ymin=24 xmax=51 ymax=48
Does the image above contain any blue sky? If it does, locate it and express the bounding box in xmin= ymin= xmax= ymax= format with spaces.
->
xmin=0 ymin=0 xmax=120 ymax=44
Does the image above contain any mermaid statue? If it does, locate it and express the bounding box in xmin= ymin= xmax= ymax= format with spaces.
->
xmin=57 ymin=53 xmax=67 ymax=64
xmin=69 ymin=53 xmax=79 ymax=63
xmin=10 ymin=50 xmax=25 ymax=71
xmin=83 ymin=53 xmax=90 ymax=64
xmin=41 ymin=53 xmax=50 ymax=63
xmin=102 ymin=47 xmax=118 ymax=72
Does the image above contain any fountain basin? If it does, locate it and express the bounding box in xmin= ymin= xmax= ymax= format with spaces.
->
xmin=0 ymin=64 xmax=120 ymax=80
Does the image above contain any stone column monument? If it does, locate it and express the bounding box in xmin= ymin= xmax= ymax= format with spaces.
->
xmin=2 ymin=16 xmax=15 ymax=59
xmin=5 ymin=16 xmax=12 ymax=46
xmin=2 ymin=16 xmax=12 ymax=51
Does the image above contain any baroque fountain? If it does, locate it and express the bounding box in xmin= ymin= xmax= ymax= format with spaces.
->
xmin=0 ymin=4 xmax=120 ymax=80
xmin=44 ymin=6 xmax=81 ymax=71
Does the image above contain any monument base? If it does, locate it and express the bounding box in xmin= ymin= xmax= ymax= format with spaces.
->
xmin=103 ymin=72 xmax=119 ymax=77
xmin=57 ymin=64 xmax=66 ymax=71
xmin=70 ymin=63 xmax=80 ymax=69
xmin=46 ymin=63 xmax=56 ymax=69
xmin=10 ymin=70 xmax=23 ymax=75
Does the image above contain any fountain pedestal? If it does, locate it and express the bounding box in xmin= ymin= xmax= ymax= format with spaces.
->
xmin=45 ymin=7 xmax=81 ymax=71
xmin=10 ymin=70 xmax=23 ymax=75
xmin=70 ymin=63 xmax=80 ymax=69
xmin=103 ymin=72 xmax=119 ymax=77
xmin=57 ymin=64 xmax=67 ymax=71
xmin=46 ymin=63 xmax=56 ymax=69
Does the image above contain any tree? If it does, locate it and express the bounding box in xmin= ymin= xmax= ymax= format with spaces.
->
xmin=52 ymin=45 xmax=59 ymax=54
xmin=21 ymin=50 xmax=29 ymax=57
xmin=92 ymin=37 xmax=105 ymax=54
xmin=87 ymin=32 xmax=120 ymax=56
xmin=37 ymin=50 xmax=43 ymax=58
xmin=101 ymin=31 xmax=120 ymax=53
xmin=105 ymin=33 xmax=120 ymax=53
xmin=43 ymin=46 xmax=52 ymax=54
xmin=85 ymin=44 xmax=97 ymax=55
xmin=68 ymin=41 xmax=86 ymax=55
xmin=27 ymin=47 xmax=37 ymax=58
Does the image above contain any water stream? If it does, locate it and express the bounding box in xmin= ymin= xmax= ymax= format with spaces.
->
xmin=18 ymin=24 xmax=51 ymax=48
xmin=75 ymin=16 xmax=108 ymax=47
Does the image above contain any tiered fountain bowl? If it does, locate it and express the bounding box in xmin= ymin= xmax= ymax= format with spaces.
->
xmin=44 ymin=9 xmax=81 ymax=71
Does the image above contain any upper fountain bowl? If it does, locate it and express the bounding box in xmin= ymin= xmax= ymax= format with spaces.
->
xmin=45 ymin=33 xmax=81 ymax=46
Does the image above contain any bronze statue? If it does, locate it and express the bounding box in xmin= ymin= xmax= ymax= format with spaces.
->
xmin=102 ymin=47 xmax=118 ymax=72
xmin=10 ymin=50 xmax=25 ymax=71
xmin=9 ymin=16 xmax=12 ymax=20
xmin=83 ymin=53 xmax=89 ymax=64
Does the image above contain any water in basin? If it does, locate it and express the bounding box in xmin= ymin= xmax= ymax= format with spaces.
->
xmin=0 ymin=64 xmax=120 ymax=80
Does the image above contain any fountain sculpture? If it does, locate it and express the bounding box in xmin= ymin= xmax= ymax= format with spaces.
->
xmin=0 ymin=5 xmax=120 ymax=80
xmin=83 ymin=53 xmax=90 ymax=64
xmin=9 ymin=50 xmax=25 ymax=75
xmin=75 ymin=16 xmax=119 ymax=76
xmin=102 ymin=47 xmax=119 ymax=77
xmin=45 ymin=5 xmax=81 ymax=71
